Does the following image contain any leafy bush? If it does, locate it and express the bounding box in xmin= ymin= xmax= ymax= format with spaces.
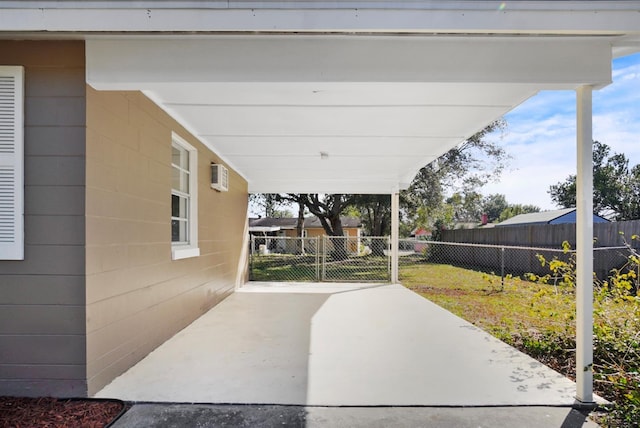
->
xmin=525 ymin=238 xmax=640 ymax=428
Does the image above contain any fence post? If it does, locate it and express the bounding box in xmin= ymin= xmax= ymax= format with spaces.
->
xmin=315 ymin=236 xmax=320 ymax=281
xmin=388 ymin=236 xmax=392 ymax=281
xmin=249 ymin=235 xmax=255 ymax=280
xmin=322 ymin=236 xmax=327 ymax=281
xmin=501 ymin=246 xmax=505 ymax=288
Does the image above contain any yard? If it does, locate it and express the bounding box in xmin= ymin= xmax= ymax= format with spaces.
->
xmin=400 ymin=262 xmax=640 ymax=428
xmin=250 ymin=253 xmax=390 ymax=282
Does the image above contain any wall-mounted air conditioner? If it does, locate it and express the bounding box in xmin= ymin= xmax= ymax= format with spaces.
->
xmin=211 ymin=163 xmax=229 ymax=192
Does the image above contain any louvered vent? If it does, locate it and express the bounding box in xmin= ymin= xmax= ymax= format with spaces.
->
xmin=0 ymin=167 xmax=15 ymax=243
xmin=0 ymin=76 xmax=16 ymax=154
xmin=0 ymin=66 xmax=23 ymax=260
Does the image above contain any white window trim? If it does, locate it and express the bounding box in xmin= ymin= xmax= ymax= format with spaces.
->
xmin=0 ymin=66 xmax=24 ymax=260
xmin=171 ymin=133 xmax=200 ymax=261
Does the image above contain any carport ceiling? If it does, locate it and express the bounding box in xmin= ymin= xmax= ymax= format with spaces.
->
xmin=87 ymin=35 xmax=613 ymax=194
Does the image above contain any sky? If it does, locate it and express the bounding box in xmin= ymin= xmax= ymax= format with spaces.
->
xmin=481 ymin=52 xmax=640 ymax=211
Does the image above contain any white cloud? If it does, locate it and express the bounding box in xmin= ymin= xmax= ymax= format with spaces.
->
xmin=484 ymin=53 xmax=640 ymax=210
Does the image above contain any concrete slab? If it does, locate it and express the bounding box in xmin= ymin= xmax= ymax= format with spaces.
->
xmin=95 ymin=283 xmax=594 ymax=406
xmin=111 ymin=404 xmax=600 ymax=428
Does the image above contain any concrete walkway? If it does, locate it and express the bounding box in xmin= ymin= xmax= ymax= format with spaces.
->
xmin=95 ymin=282 xmax=592 ymax=408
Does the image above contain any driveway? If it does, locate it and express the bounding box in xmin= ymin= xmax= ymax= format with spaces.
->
xmin=95 ymin=282 xmax=583 ymax=406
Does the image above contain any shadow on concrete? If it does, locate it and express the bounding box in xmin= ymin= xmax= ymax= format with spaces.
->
xmin=111 ymin=404 xmax=600 ymax=428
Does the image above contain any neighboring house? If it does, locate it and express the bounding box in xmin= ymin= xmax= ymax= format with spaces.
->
xmin=410 ymin=227 xmax=432 ymax=240
xmin=303 ymin=217 xmax=363 ymax=254
xmin=303 ymin=217 xmax=362 ymax=239
xmin=248 ymin=216 xmax=362 ymax=238
xmin=410 ymin=227 xmax=432 ymax=254
xmin=248 ymin=217 xmax=298 ymax=237
xmin=495 ymin=208 xmax=609 ymax=227
xmin=249 ymin=216 xmax=362 ymax=254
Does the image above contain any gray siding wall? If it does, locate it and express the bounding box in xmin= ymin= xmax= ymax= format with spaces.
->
xmin=0 ymin=41 xmax=87 ymax=397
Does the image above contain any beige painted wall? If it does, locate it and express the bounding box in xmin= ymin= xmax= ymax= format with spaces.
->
xmin=305 ymin=228 xmax=359 ymax=238
xmin=85 ymin=88 xmax=248 ymax=394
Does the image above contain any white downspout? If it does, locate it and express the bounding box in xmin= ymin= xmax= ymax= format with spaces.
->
xmin=391 ymin=192 xmax=400 ymax=283
xmin=576 ymin=85 xmax=594 ymax=404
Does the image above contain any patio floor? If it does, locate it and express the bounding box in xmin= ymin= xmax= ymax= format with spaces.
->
xmin=95 ymin=282 xmax=585 ymax=406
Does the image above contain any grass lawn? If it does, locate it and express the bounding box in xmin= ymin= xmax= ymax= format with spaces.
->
xmin=400 ymin=263 xmax=575 ymax=339
xmin=250 ymin=254 xmax=390 ymax=282
xmin=400 ymin=262 xmax=640 ymax=428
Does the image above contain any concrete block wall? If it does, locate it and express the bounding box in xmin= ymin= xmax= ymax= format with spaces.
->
xmin=85 ymin=88 xmax=248 ymax=395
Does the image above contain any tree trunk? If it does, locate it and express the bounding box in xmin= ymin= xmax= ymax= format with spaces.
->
xmin=295 ymin=201 xmax=305 ymax=254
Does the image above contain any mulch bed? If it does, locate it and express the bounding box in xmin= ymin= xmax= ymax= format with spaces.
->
xmin=0 ymin=396 xmax=126 ymax=428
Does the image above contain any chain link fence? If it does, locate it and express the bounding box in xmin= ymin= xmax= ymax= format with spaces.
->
xmin=398 ymin=239 xmax=637 ymax=283
xmin=249 ymin=236 xmax=321 ymax=281
xmin=249 ymin=235 xmax=638 ymax=285
xmin=249 ymin=235 xmax=390 ymax=282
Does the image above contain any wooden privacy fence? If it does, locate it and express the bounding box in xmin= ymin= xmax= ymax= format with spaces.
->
xmin=438 ymin=219 xmax=640 ymax=279
xmin=441 ymin=219 xmax=640 ymax=248
xmin=405 ymin=241 xmax=630 ymax=279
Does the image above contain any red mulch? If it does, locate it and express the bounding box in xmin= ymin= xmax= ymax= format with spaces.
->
xmin=0 ymin=396 xmax=126 ymax=428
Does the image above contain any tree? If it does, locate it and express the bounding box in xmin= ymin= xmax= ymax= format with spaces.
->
xmin=402 ymin=119 xmax=509 ymax=231
xmin=351 ymin=195 xmax=391 ymax=237
xmin=249 ymin=194 xmax=292 ymax=218
xmin=348 ymin=195 xmax=391 ymax=256
xmin=481 ymin=194 xmax=509 ymax=223
xmin=497 ymin=204 xmax=540 ymax=222
xmin=286 ymin=194 xmax=355 ymax=236
xmin=446 ymin=191 xmax=483 ymax=223
xmin=549 ymin=141 xmax=640 ymax=220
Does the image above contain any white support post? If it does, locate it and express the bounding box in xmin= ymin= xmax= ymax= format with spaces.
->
xmin=576 ymin=85 xmax=594 ymax=404
xmin=391 ymin=192 xmax=400 ymax=283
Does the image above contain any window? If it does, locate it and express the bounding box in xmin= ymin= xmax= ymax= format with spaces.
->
xmin=171 ymin=134 xmax=199 ymax=260
xmin=0 ymin=66 xmax=24 ymax=260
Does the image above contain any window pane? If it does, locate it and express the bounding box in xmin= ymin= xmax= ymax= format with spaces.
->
xmin=181 ymin=170 xmax=189 ymax=193
xmin=172 ymin=219 xmax=180 ymax=242
xmin=171 ymin=194 xmax=188 ymax=219
xmin=171 ymin=219 xmax=188 ymax=243
xmin=172 ymin=194 xmax=180 ymax=217
xmin=171 ymin=168 xmax=189 ymax=193
xmin=171 ymin=138 xmax=196 ymax=249
xmin=172 ymin=146 xmax=181 ymax=167
xmin=171 ymin=165 xmax=181 ymax=191
xmin=179 ymin=147 xmax=189 ymax=169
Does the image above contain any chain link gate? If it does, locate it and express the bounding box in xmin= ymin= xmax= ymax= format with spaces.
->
xmin=249 ymin=235 xmax=390 ymax=282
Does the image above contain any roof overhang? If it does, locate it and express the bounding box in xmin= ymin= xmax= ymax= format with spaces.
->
xmin=84 ymin=34 xmax=614 ymax=193
xmin=248 ymin=226 xmax=282 ymax=233
xmin=3 ymin=1 xmax=638 ymax=194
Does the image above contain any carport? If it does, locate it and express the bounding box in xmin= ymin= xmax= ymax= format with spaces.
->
xmin=96 ymin=282 xmax=593 ymax=406
xmin=14 ymin=0 xmax=639 ymax=404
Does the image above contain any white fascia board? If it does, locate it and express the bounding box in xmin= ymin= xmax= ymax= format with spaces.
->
xmin=3 ymin=1 xmax=638 ymax=10
xmin=2 ymin=3 xmax=640 ymax=33
xmin=248 ymin=180 xmax=404 ymax=195
xmin=86 ymin=36 xmax=612 ymax=88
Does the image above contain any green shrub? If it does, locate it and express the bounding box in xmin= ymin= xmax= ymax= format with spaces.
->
xmin=526 ymin=238 xmax=640 ymax=428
